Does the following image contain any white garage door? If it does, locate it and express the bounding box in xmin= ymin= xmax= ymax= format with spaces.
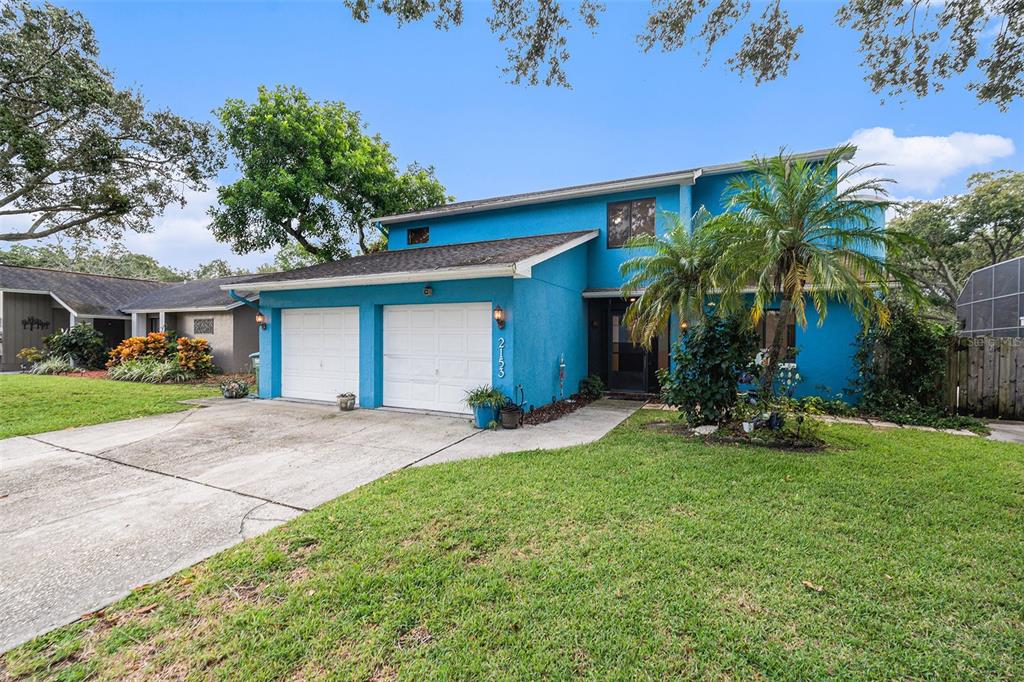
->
xmin=281 ymin=307 xmax=360 ymax=403
xmin=383 ymin=302 xmax=492 ymax=414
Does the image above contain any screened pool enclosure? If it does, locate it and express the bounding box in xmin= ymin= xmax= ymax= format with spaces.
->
xmin=957 ymin=256 xmax=1024 ymax=337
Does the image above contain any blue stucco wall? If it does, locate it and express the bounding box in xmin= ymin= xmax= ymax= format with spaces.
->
xmin=793 ymin=302 xmax=862 ymax=400
xmin=385 ymin=185 xmax=683 ymax=291
xmin=510 ymin=244 xmax=589 ymax=410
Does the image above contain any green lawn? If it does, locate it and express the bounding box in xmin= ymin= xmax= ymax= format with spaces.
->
xmin=0 ymin=374 xmax=220 ymax=439
xmin=5 ymin=411 xmax=1023 ymax=680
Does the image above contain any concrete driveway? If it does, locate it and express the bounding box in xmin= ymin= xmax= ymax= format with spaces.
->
xmin=0 ymin=398 xmax=637 ymax=651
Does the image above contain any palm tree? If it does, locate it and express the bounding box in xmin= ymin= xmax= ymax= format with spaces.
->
xmin=619 ymin=208 xmax=721 ymax=348
xmin=710 ymin=144 xmax=918 ymax=392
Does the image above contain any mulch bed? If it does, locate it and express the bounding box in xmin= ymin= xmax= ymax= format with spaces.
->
xmin=522 ymin=394 xmax=595 ymax=426
xmin=56 ymin=370 xmax=109 ymax=379
xmin=646 ymin=420 xmax=826 ymax=452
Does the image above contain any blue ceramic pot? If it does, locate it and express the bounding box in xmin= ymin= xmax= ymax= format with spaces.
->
xmin=472 ymin=404 xmax=498 ymax=429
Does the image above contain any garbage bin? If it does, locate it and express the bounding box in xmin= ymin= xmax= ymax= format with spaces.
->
xmin=249 ymin=352 xmax=260 ymax=395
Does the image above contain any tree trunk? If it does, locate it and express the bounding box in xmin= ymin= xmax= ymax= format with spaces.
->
xmin=759 ymin=299 xmax=794 ymax=395
xmin=281 ymin=219 xmax=322 ymax=257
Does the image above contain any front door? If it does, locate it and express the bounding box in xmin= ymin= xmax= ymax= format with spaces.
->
xmin=607 ymin=301 xmax=658 ymax=392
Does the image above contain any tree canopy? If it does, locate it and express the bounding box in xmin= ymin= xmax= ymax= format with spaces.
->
xmin=0 ymin=1 xmax=224 ymax=243
xmin=888 ymin=170 xmax=1024 ymax=316
xmin=210 ymin=85 xmax=450 ymax=261
xmin=0 ymin=240 xmax=182 ymax=280
xmin=342 ymin=0 xmax=1023 ymax=109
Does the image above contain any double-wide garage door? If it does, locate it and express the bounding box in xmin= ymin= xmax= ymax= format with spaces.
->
xmin=280 ymin=303 xmax=492 ymax=413
xmin=281 ymin=307 xmax=360 ymax=402
xmin=383 ymin=303 xmax=492 ymax=414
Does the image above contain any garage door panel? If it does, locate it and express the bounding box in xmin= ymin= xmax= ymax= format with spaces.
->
xmin=465 ymin=332 xmax=490 ymax=355
xmin=383 ymin=303 xmax=491 ymax=414
xmin=410 ymin=310 xmax=437 ymax=328
xmin=282 ymin=307 xmax=359 ymax=403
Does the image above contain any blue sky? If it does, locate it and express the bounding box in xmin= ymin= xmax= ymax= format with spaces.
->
xmin=60 ymin=0 xmax=1023 ymax=269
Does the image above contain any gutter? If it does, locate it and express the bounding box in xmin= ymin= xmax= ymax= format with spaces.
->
xmin=228 ymin=290 xmax=260 ymax=310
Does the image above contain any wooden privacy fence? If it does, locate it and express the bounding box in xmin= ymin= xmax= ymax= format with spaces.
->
xmin=945 ymin=337 xmax=1024 ymax=419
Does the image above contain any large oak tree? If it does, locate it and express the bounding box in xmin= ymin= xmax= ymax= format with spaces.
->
xmin=209 ymin=85 xmax=450 ymax=261
xmin=0 ymin=1 xmax=223 ymax=243
xmin=342 ymin=0 xmax=1023 ymax=109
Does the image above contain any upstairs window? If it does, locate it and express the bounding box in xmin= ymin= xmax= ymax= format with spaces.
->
xmin=407 ymin=226 xmax=429 ymax=245
xmin=607 ymin=198 xmax=655 ymax=248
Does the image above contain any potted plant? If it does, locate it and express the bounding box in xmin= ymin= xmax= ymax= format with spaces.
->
xmin=220 ymin=378 xmax=250 ymax=399
xmin=337 ymin=392 xmax=356 ymax=411
xmin=464 ymin=385 xmax=506 ymax=429
xmin=500 ymin=401 xmax=522 ymax=429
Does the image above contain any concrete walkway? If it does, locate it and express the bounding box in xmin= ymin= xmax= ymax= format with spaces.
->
xmin=0 ymin=397 xmax=638 ymax=652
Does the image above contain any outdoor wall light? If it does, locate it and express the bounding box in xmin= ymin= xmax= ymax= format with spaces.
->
xmin=679 ymin=319 xmax=690 ymax=332
xmin=255 ymin=311 xmax=267 ymax=330
xmin=493 ymin=305 xmax=506 ymax=329
xmin=423 ymin=285 xmax=433 ymax=296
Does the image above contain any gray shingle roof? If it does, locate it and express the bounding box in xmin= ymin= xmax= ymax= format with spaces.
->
xmin=120 ymin=275 xmax=257 ymax=311
xmin=232 ymin=231 xmax=596 ymax=287
xmin=0 ymin=265 xmax=170 ymax=317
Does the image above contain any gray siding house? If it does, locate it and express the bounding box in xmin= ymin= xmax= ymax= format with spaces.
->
xmin=0 ymin=266 xmax=259 ymax=373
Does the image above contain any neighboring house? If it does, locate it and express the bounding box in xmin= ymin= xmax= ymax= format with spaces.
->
xmin=0 ymin=266 xmax=259 ymax=373
xmin=956 ymin=256 xmax=1024 ymax=337
xmin=228 ymin=147 xmax=866 ymax=414
xmin=0 ymin=266 xmax=165 ymax=371
xmin=120 ymin=275 xmax=260 ymax=373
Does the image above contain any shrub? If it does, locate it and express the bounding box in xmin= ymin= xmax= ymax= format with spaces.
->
xmin=855 ymin=298 xmax=951 ymax=410
xmin=658 ymin=312 xmax=759 ymax=425
xmin=44 ymin=323 xmax=107 ymax=369
xmin=108 ymin=356 xmax=194 ymax=383
xmin=16 ymin=347 xmax=43 ymax=364
xmin=853 ymin=298 xmax=985 ymax=431
xmin=107 ymin=332 xmax=174 ymax=367
xmin=29 ymin=356 xmax=73 ymax=375
xmin=578 ymin=374 xmax=605 ymax=400
xmin=175 ymin=336 xmax=215 ymax=378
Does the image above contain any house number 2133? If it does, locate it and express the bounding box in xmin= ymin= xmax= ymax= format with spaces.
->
xmin=497 ymin=337 xmax=505 ymax=378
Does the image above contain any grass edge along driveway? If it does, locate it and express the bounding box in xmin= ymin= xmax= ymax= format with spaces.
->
xmin=0 ymin=374 xmax=220 ymax=439
xmin=4 ymin=410 xmax=1023 ymax=680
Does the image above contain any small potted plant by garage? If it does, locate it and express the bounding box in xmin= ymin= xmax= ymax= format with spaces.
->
xmin=464 ymin=385 xmax=506 ymax=429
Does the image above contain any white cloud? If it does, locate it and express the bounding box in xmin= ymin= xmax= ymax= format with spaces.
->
xmin=847 ymin=127 xmax=1015 ymax=195
xmin=121 ymin=186 xmax=273 ymax=271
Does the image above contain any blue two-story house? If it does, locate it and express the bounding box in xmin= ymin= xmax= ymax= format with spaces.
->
xmin=228 ymin=147 xmax=864 ymax=414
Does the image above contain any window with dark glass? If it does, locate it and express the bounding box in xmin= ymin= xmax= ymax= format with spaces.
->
xmin=607 ymin=198 xmax=656 ymax=247
xmin=407 ymin=227 xmax=429 ymax=245
xmin=758 ymin=310 xmax=797 ymax=358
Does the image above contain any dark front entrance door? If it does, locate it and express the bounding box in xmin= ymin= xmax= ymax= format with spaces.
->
xmin=587 ymin=299 xmax=661 ymax=393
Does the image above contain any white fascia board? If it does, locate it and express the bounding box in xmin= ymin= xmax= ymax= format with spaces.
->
xmin=120 ymin=297 xmax=258 ymax=314
xmin=512 ymin=230 xmax=599 ymax=278
xmin=221 ymin=264 xmax=517 ymax=293
xmin=374 ymin=174 xmax=698 ymax=224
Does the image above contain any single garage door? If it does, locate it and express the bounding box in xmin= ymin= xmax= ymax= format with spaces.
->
xmin=383 ymin=302 xmax=492 ymax=414
xmin=281 ymin=307 xmax=360 ymax=402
